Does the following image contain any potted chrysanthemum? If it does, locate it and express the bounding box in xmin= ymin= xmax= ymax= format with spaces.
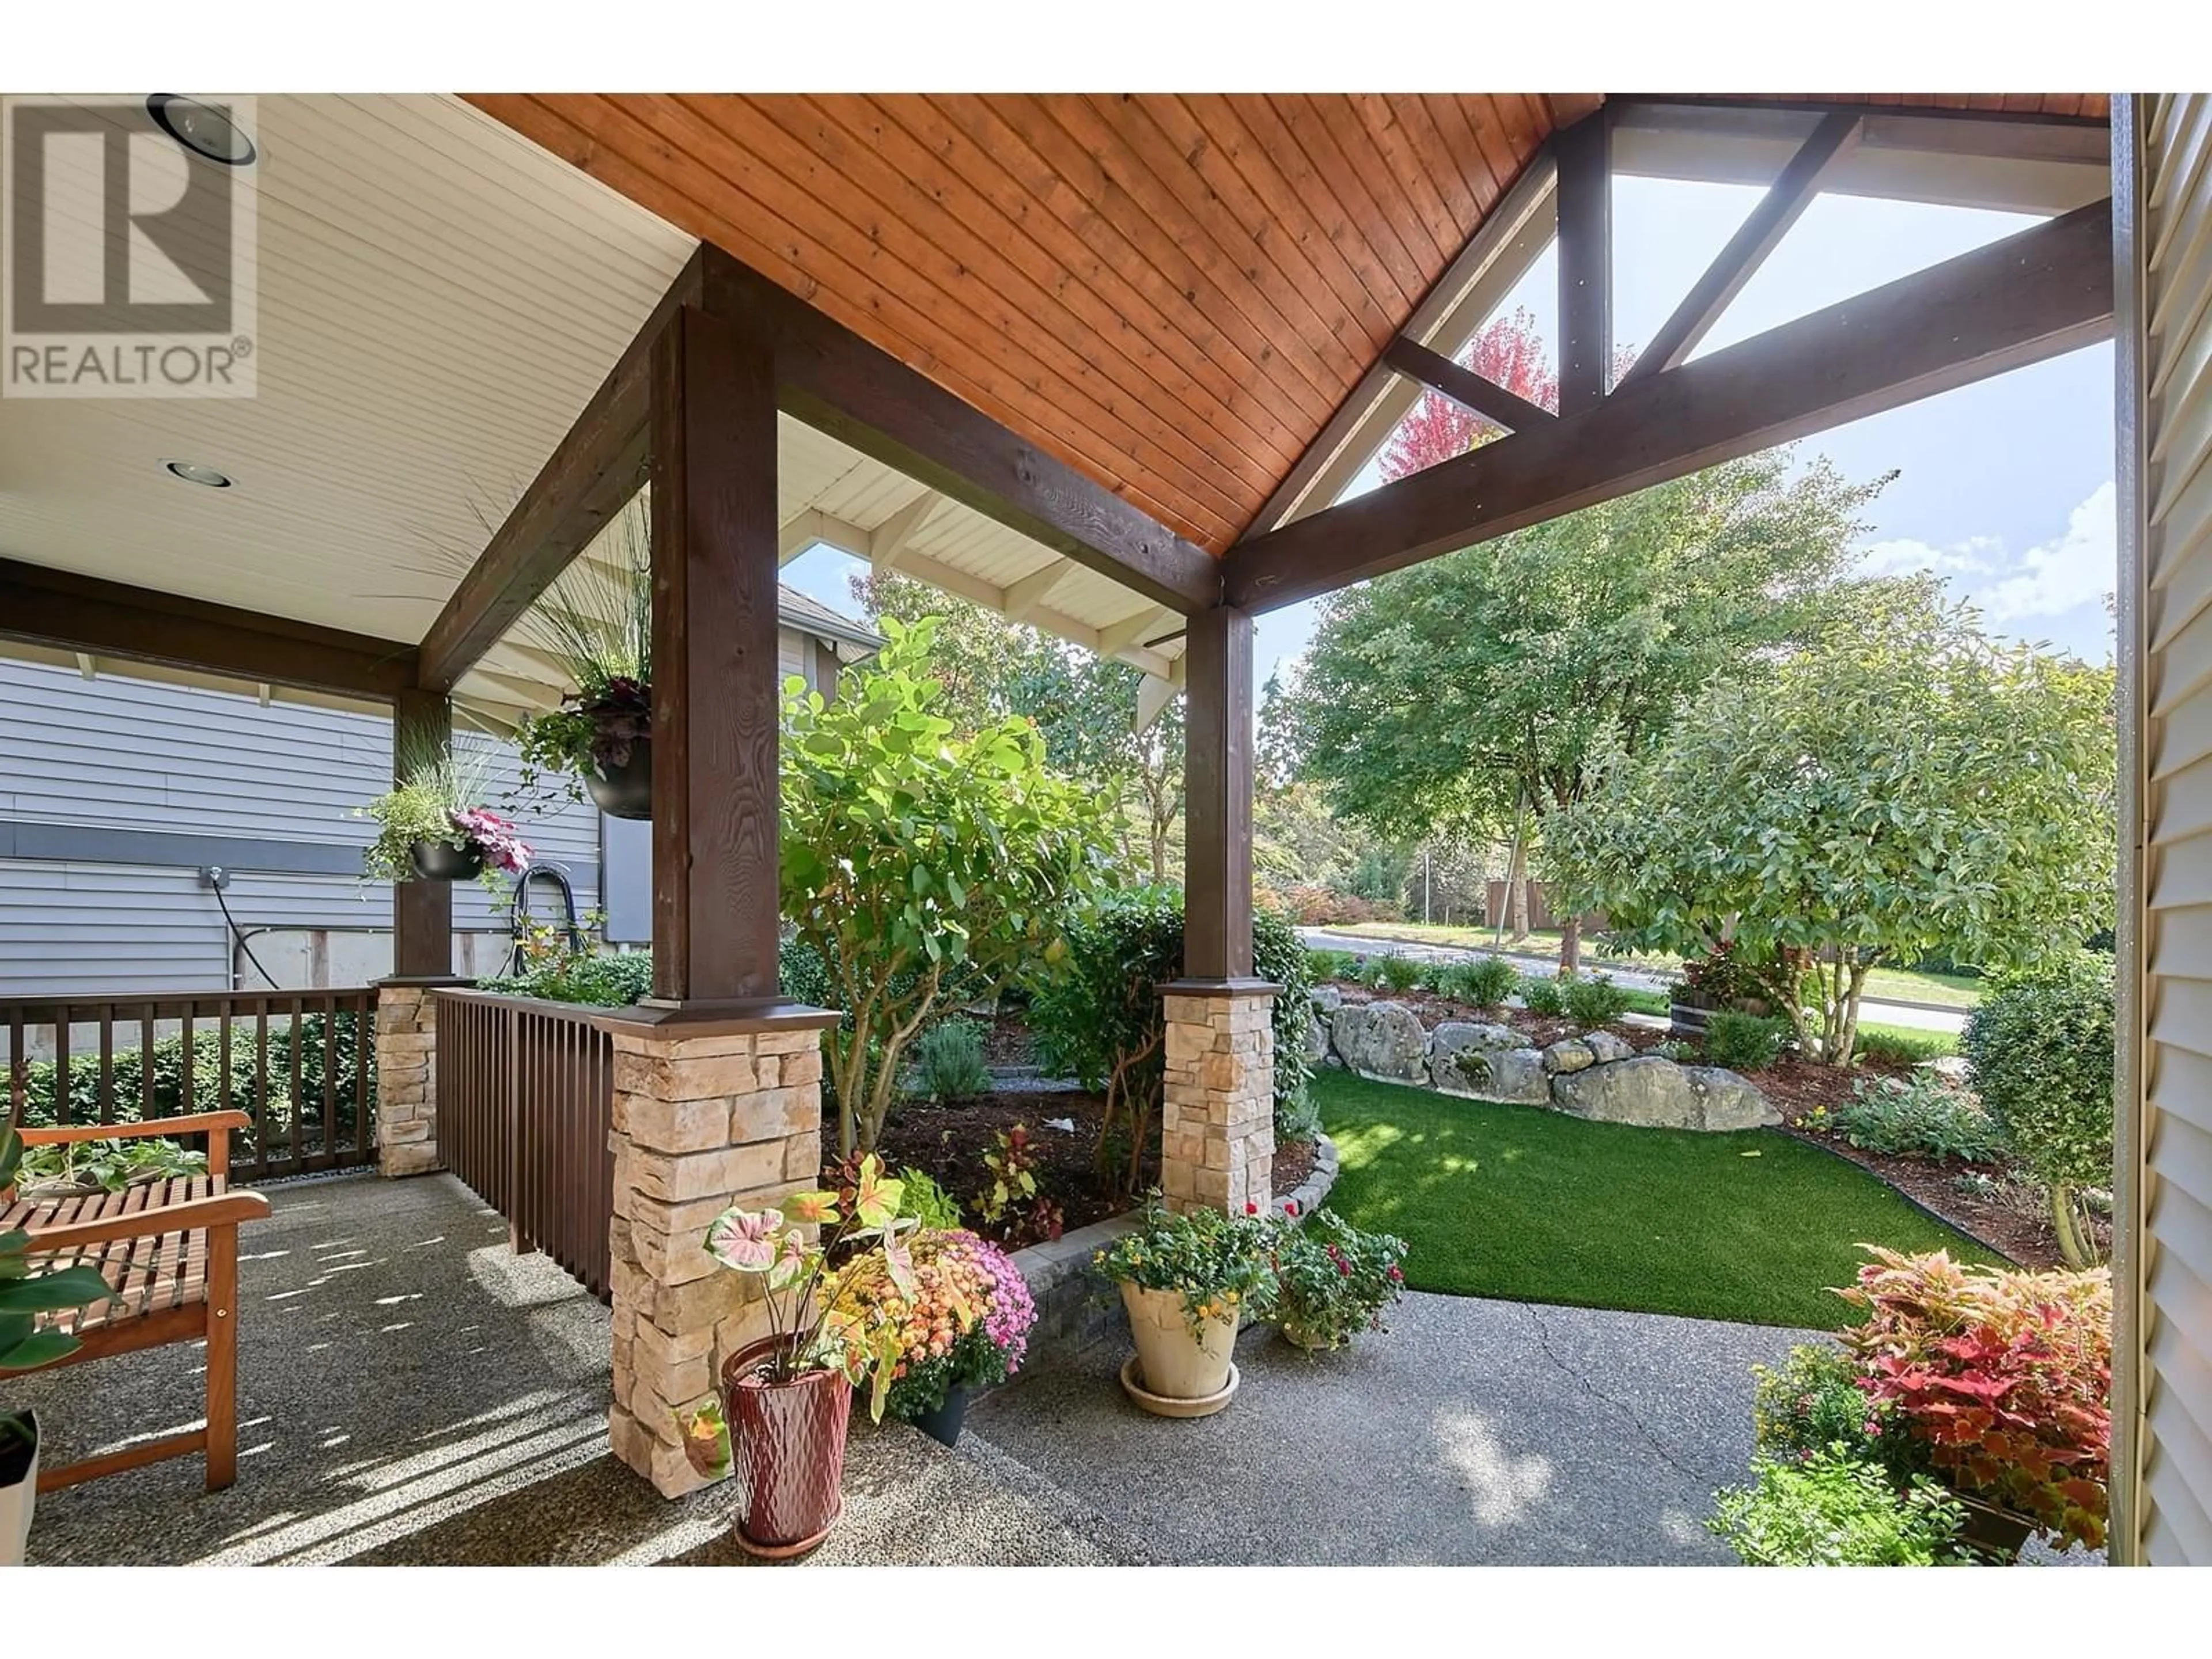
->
xmin=830 ymin=1228 xmax=1035 ymax=1448
xmin=1270 ymin=1209 xmax=1408 ymax=1354
xmin=360 ymin=737 xmax=532 ymax=889
xmin=1096 ymin=1199 xmax=1277 ymax=1416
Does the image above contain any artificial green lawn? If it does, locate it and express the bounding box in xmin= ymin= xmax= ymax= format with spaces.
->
xmin=1313 ymin=1070 xmax=2001 ymax=1331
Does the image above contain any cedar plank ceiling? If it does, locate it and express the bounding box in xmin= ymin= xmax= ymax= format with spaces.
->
xmin=467 ymin=93 xmax=2106 ymax=554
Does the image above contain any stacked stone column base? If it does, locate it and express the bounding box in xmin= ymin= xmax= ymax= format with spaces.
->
xmin=1161 ymin=988 xmax=1277 ymax=1215
xmin=603 ymin=1014 xmax=832 ymax=1498
xmin=375 ymin=983 xmax=442 ymax=1177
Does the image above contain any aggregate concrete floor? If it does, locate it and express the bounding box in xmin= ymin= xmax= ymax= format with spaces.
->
xmin=16 ymin=1171 xmax=1816 ymax=1566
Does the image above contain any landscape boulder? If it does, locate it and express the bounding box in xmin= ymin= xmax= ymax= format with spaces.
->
xmin=1331 ymin=999 xmax=1430 ymax=1086
xmin=1681 ymin=1066 xmax=1781 ymax=1130
xmin=1429 ymin=1020 xmax=1522 ymax=1074
xmin=1311 ymin=984 xmax=1345 ymax=1016
xmin=1541 ymin=1037 xmax=1596 ymax=1075
xmin=1305 ymin=1014 xmax=1330 ymax=1066
xmin=1440 ymin=1045 xmax=1551 ymax=1104
xmin=1582 ymin=1030 xmax=1635 ymax=1065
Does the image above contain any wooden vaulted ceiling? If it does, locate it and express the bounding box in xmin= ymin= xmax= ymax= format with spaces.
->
xmin=469 ymin=93 xmax=2107 ymax=557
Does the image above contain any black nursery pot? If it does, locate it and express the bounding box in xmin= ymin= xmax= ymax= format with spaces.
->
xmin=910 ymin=1385 xmax=970 ymax=1449
xmin=410 ymin=837 xmax=484 ymax=882
xmin=586 ymin=741 xmax=653 ymax=821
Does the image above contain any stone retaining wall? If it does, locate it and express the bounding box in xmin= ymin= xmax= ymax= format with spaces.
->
xmin=1317 ymin=993 xmax=1778 ymax=1131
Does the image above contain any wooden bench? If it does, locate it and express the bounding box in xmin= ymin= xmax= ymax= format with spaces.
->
xmin=4 ymin=1112 xmax=269 ymax=1493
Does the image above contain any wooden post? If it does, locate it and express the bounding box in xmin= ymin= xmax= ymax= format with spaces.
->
xmin=389 ymin=688 xmax=453 ymax=980
xmin=647 ymin=303 xmax=783 ymax=1008
xmin=1181 ymin=604 xmax=1255 ymax=984
xmin=1555 ymin=109 xmax=1612 ymax=419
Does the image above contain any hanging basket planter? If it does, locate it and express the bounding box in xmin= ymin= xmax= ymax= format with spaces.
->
xmin=585 ymin=740 xmax=653 ymax=821
xmin=408 ymin=836 xmax=485 ymax=882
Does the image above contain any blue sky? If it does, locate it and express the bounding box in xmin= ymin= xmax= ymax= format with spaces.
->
xmin=784 ymin=175 xmax=2117 ymax=687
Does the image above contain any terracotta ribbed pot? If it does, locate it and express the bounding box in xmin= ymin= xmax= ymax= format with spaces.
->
xmin=1120 ymin=1282 xmax=1237 ymax=1402
xmin=721 ymin=1338 xmax=851 ymax=1558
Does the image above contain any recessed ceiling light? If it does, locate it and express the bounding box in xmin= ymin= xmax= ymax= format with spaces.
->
xmin=164 ymin=460 xmax=234 ymax=489
xmin=146 ymin=94 xmax=257 ymax=166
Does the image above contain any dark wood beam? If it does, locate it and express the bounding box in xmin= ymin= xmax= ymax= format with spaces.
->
xmin=1555 ymin=109 xmax=1613 ymax=418
xmin=647 ymin=304 xmax=783 ymax=1007
xmin=1181 ymin=605 xmax=1256 ymax=983
xmin=389 ymin=689 xmax=454 ymax=979
xmin=1381 ymin=337 xmax=1558 ymax=434
xmin=700 ymin=247 xmax=1220 ymax=616
xmin=0 ymin=556 xmax=416 ymax=698
xmin=1226 ymin=198 xmax=2114 ymax=613
xmin=1618 ymin=112 xmax=1862 ymax=387
xmin=416 ymin=251 xmax=705 ymax=695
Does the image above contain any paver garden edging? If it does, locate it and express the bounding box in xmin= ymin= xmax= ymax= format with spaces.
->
xmin=1007 ymin=1131 xmax=1340 ymax=1363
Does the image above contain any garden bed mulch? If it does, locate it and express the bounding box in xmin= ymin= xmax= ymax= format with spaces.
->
xmin=858 ymin=1080 xmax=1321 ymax=1248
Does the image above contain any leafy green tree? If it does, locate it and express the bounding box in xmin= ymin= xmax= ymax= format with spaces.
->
xmin=1551 ymin=590 xmax=2118 ymax=1066
xmin=856 ymin=570 xmax=1186 ymax=881
xmin=781 ymin=618 xmax=1121 ymax=1153
xmin=1278 ymin=450 xmax=1892 ymax=968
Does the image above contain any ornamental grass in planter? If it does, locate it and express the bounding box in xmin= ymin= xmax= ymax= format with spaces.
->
xmin=1269 ymin=1207 xmax=1408 ymax=1354
xmin=509 ymin=507 xmax=655 ymax=820
xmin=1095 ymin=1200 xmax=1277 ymax=1415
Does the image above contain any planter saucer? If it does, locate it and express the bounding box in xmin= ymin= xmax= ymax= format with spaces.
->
xmin=732 ymin=1497 xmax=842 ymax=1562
xmin=1119 ymin=1355 xmax=1240 ymax=1418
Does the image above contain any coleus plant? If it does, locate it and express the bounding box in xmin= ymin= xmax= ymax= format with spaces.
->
xmin=1836 ymin=1246 xmax=2111 ymax=1551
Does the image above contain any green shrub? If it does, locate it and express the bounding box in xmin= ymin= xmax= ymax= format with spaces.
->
xmin=1960 ymin=950 xmax=2113 ymax=1193
xmin=1708 ymin=1448 xmax=1970 ymax=1566
xmin=908 ymin=1018 xmax=991 ymax=1103
xmin=1706 ymin=1011 xmax=1786 ymax=1071
xmin=1854 ymin=1025 xmax=1957 ymax=1065
xmin=1518 ymin=974 xmax=1565 ymax=1016
xmin=1832 ymin=1073 xmax=2008 ymax=1164
xmin=480 ymin=947 xmax=654 ymax=1007
xmin=1027 ymin=890 xmax=1310 ymax=1198
xmin=1275 ymin=1089 xmax=1323 ymax=1149
xmin=1960 ymin=950 xmax=2115 ymax=1267
xmin=1560 ymin=972 xmax=1632 ymax=1025
xmin=1304 ymin=948 xmax=1357 ymax=984
xmin=1750 ymin=1344 xmax=1912 ymax=1473
xmin=1429 ymin=955 xmax=1518 ymax=1008
xmin=1370 ymin=953 xmax=1424 ymax=994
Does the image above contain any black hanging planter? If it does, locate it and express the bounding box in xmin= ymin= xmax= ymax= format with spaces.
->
xmin=410 ymin=836 xmax=484 ymax=882
xmin=586 ymin=740 xmax=653 ymax=821
xmin=908 ymin=1385 xmax=970 ymax=1449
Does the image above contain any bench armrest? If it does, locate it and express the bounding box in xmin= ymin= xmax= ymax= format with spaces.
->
xmin=18 ymin=1112 xmax=251 ymax=1177
xmin=27 ymin=1190 xmax=270 ymax=1253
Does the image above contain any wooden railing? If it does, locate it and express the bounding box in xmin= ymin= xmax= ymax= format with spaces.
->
xmin=433 ymin=988 xmax=615 ymax=1301
xmin=1 ymin=989 xmax=380 ymax=1183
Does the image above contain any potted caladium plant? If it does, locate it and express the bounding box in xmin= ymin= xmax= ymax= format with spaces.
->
xmin=3 ymin=1124 xmax=118 ymax=1566
xmin=511 ymin=512 xmax=654 ymax=820
xmin=360 ymin=737 xmax=532 ymax=889
xmin=676 ymin=1155 xmax=916 ymax=1558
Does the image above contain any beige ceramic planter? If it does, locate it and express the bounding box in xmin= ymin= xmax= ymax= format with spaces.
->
xmin=1120 ymin=1282 xmax=1237 ymax=1407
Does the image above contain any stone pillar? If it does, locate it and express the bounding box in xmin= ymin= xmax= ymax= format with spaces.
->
xmin=374 ymin=980 xmax=450 ymax=1177
xmin=602 ymin=1010 xmax=835 ymax=1498
xmin=1161 ymin=987 xmax=1276 ymax=1215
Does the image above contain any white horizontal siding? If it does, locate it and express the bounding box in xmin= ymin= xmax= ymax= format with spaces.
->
xmin=2134 ymin=89 xmax=2212 ymax=1565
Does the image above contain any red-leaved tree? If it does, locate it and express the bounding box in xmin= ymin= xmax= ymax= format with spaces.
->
xmin=1378 ymin=307 xmax=1558 ymax=483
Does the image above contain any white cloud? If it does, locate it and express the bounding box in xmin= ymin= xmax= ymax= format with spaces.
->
xmin=1984 ymin=482 xmax=2116 ymax=621
xmin=1857 ymin=533 xmax=1999 ymax=579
